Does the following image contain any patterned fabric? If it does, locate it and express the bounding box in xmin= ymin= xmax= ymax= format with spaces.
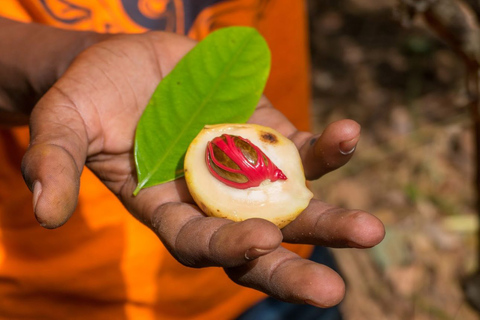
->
xmin=0 ymin=1 xmax=314 ymax=319
xmin=3 ymin=0 xmax=227 ymax=33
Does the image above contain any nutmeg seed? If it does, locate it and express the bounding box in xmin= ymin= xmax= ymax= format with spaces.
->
xmin=205 ymin=134 xmax=287 ymax=189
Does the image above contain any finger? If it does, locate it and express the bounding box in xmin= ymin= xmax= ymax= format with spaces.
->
xmin=21 ymin=91 xmax=88 ymax=228
xmin=281 ymin=200 xmax=385 ymax=248
xmin=296 ymin=119 xmax=360 ymax=180
xmin=120 ymin=178 xmax=283 ymax=268
xmin=249 ymin=99 xmax=361 ymax=180
xmin=150 ymin=201 xmax=283 ymax=268
xmin=225 ymin=246 xmax=345 ymax=308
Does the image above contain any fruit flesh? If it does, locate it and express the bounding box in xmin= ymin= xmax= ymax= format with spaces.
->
xmin=184 ymin=124 xmax=313 ymax=228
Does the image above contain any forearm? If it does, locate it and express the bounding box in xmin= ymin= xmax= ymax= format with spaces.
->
xmin=0 ymin=17 xmax=105 ymax=125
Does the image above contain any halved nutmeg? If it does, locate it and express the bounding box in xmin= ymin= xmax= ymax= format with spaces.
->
xmin=184 ymin=123 xmax=313 ymax=228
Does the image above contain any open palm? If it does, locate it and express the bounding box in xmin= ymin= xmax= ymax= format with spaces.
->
xmin=21 ymin=31 xmax=384 ymax=307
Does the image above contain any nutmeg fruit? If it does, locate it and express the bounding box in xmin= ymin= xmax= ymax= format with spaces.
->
xmin=184 ymin=123 xmax=313 ymax=228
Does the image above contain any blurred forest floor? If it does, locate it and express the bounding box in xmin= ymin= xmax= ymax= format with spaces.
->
xmin=308 ymin=0 xmax=480 ymax=319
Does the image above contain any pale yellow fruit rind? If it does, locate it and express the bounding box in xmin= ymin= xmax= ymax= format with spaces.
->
xmin=184 ymin=123 xmax=313 ymax=228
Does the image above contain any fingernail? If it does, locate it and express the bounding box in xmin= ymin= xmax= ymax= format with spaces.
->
xmin=305 ymin=299 xmax=327 ymax=308
xmin=347 ymin=240 xmax=368 ymax=249
xmin=32 ymin=181 xmax=42 ymax=214
xmin=245 ymin=248 xmax=272 ymax=261
xmin=339 ymin=137 xmax=359 ymax=155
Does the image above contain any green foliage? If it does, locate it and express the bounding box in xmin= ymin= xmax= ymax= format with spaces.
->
xmin=133 ymin=27 xmax=271 ymax=195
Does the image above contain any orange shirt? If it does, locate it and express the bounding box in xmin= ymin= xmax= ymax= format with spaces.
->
xmin=0 ymin=1 xmax=312 ymax=319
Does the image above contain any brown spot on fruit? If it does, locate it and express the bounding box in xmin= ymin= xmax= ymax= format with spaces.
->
xmin=260 ymin=131 xmax=278 ymax=144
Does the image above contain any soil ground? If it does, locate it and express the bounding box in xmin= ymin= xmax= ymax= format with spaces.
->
xmin=308 ymin=0 xmax=480 ymax=319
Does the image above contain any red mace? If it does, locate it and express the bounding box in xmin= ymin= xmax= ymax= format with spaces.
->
xmin=205 ymin=134 xmax=287 ymax=189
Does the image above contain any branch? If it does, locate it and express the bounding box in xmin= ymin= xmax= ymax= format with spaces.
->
xmin=397 ymin=0 xmax=480 ymax=67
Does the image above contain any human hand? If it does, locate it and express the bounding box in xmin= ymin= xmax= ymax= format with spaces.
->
xmin=21 ymin=31 xmax=385 ymax=308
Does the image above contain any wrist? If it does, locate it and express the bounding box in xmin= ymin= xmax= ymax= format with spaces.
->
xmin=0 ymin=18 xmax=108 ymax=125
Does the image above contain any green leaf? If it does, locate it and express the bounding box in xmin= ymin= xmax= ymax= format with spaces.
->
xmin=133 ymin=26 xmax=271 ymax=195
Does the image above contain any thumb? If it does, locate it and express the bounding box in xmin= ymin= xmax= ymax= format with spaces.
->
xmin=21 ymin=92 xmax=87 ymax=228
xmin=299 ymin=119 xmax=360 ymax=180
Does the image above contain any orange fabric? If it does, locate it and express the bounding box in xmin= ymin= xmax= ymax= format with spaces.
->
xmin=0 ymin=1 xmax=313 ymax=319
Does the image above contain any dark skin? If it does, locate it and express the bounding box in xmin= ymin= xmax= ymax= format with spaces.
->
xmin=1 ymin=17 xmax=385 ymax=308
